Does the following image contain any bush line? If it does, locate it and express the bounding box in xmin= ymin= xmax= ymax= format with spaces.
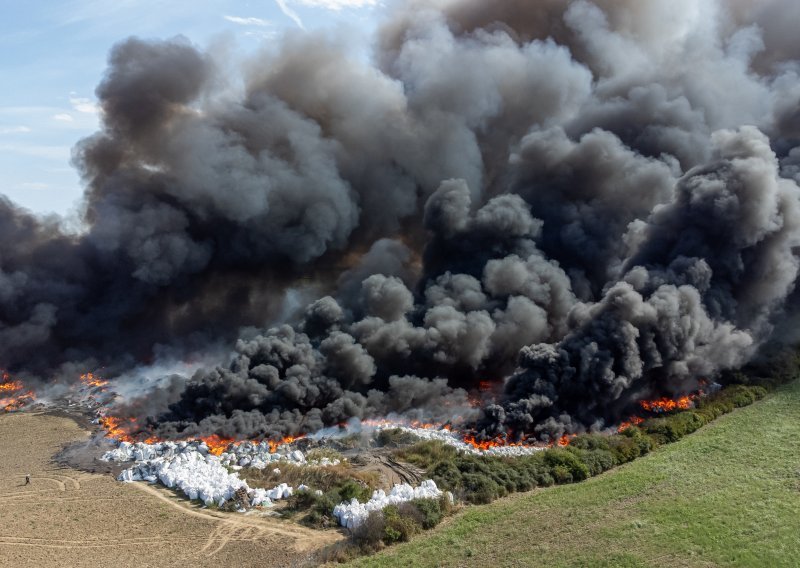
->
xmin=319 ymin=345 xmax=800 ymax=561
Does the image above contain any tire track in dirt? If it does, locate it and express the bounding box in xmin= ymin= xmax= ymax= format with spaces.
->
xmin=34 ymin=477 xmax=67 ymax=491
xmin=0 ymin=536 xmax=211 ymax=549
xmin=129 ymin=482 xmax=343 ymax=555
xmin=0 ymin=489 xmax=66 ymax=501
xmin=48 ymin=472 xmax=81 ymax=490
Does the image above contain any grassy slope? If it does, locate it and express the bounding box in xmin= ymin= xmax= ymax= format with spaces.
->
xmin=348 ymin=381 xmax=800 ymax=568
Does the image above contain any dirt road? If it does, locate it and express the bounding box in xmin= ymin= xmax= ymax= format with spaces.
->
xmin=0 ymin=411 xmax=342 ymax=567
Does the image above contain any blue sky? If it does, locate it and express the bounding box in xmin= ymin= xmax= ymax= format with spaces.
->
xmin=0 ymin=0 xmax=383 ymax=216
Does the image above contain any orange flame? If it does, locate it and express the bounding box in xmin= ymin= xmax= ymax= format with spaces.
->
xmin=639 ymin=395 xmax=695 ymax=413
xmin=462 ymin=431 xmax=532 ymax=451
xmin=615 ymin=388 xmax=706 ymax=431
xmin=0 ymin=373 xmax=36 ymax=411
xmin=0 ymin=380 xmax=24 ymax=392
xmin=267 ymin=434 xmax=305 ymax=453
xmin=99 ymin=416 xmax=137 ymax=443
xmin=199 ymin=434 xmax=235 ymax=456
xmin=98 ymin=413 xmax=304 ymax=456
xmin=617 ymin=415 xmax=645 ymax=432
xmin=555 ymin=434 xmax=576 ymax=447
xmin=80 ymin=372 xmax=108 ymax=388
xmin=1 ymin=392 xmax=35 ymax=411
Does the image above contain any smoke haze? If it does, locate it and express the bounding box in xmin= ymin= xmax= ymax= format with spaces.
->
xmin=3 ymin=0 xmax=800 ymax=441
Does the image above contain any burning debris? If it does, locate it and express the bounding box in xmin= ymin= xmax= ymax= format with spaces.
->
xmin=103 ymin=430 xmax=444 ymax=521
xmin=2 ymin=0 xmax=800 ymax=446
xmin=0 ymin=373 xmax=36 ymax=412
xmin=639 ymin=396 xmax=696 ymax=413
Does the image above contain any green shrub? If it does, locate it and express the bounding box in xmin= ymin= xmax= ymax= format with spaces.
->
xmin=642 ymin=411 xmax=705 ymax=444
xmin=287 ymin=479 xmax=373 ymax=527
xmin=408 ymin=498 xmax=444 ymax=529
xmin=382 ymin=505 xmax=421 ymax=543
xmin=535 ymin=470 xmax=555 ymax=487
xmin=396 ymin=441 xmax=459 ymax=469
xmin=608 ymin=427 xmax=652 ymax=464
xmin=543 ymin=449 xmax=590 ymax=482
xmin=571 ymin=448 xmax=615 ymax=476
xmin=551 ymin=464 xmax=572 ymax=483
xmin=569 ymin=433 xmax=611 ymax=451
xmin=727 ymin=385 xmax=760 ymax=407
xmin=430 ymin=460 xmax=463 ymax=491
xmin=461 ymin=473 xmax=500 ymax=504
xmin=352 ymin=511 xmax=386 ymax=550
xmin=338 ymin=479 xmax=371 ymax=502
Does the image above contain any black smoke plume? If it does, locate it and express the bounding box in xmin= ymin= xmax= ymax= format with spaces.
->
xmin=3 ymin=0 xmax=800 ymax=441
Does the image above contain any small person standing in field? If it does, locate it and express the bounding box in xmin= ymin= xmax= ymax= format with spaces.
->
xmin=24 ymin=474 xmax=30 ymax=485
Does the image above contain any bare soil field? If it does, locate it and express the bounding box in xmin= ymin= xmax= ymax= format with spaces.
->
xmin=0 ymin=411 xmax=343 ymax=568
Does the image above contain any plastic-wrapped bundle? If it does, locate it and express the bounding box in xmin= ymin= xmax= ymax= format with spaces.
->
xmin=103 ymin=440 xmax=208 ymax=462
xmin=117 ymin=449 xmax=246 ymax=506
xmin=333 ymin=480 xmax=443 ymax=529
xmin=103 ymin=438 xmax=323 ymax=470
xmin=266 ymin=483 xmax=293 ymax=500
xmin=250 ymin=488 xmax=272 ymax=507
xmin=117 ymin=447 xmax=299 ymax=509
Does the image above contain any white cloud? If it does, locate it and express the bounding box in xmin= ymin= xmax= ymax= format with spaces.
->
xmin=293 ymin=0 xmax=378 ymax=9
xmin=0 ymin=126 xmax=32 ymax=134
xmin=69 ymin=95 xmax=100 ymax=115
xmin=0 ymin=144 xmax=71 ymax=161
xmin=274 ymin=0 xmax=378 ymax=28
xmin=53 ymin=113 xmax=75 ymax=122
xmin=16 ymin=182 xmax=50 ymax=191
xmin=275 ymin=0 xmax=305 ymax=29
xmin=224 ymin=15 xmax=272 ymax=27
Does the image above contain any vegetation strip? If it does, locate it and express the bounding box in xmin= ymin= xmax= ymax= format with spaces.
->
xmin=344 ymin=376 xmax=800 ymax=566
xmin=317 ymin=348 xmax=800 ymax=562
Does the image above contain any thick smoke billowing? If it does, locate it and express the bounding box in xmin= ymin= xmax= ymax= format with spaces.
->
xmin=3 ymin=0 xmax=800 ymax=441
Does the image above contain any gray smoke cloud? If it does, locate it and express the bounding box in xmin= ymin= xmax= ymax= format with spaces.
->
xmin=3 ymin=0 xmax=800 ymax=441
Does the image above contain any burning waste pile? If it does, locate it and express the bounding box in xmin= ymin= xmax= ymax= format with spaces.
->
xmin=0 ymin=373 xmax=36 ymax=412
xmin=112 ymin=448 xmax=322 ymax=508
xmin=102 ymin=435 xmax=445 ymax=526
xmin=100 ymin=433 xmax=317 ymax=508
xmin=361 ymin=420 xmax=550 ymax=456
xmin=1 ymin=0 xmax=800 ymax=498
xmin=104 ymin=438 xmax=318 ymax=508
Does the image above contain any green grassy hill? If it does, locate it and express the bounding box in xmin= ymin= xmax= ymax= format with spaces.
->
xmin=347 ymin=381 xmax=800 ymax=568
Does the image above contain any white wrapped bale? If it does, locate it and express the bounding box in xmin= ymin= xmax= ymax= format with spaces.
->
xmin=116 ymin=445 xmax=299 ymax=510
xmin=250 ymin=488 xmax=272 ymax=507
xmin=333 ymin=480 xmax=443 ymax=529
xmin=266 ymin=483 xmax=293 ymax=500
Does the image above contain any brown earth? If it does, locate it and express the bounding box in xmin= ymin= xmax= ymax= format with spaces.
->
xmin=0 ymin=411 xmax=344 ymax=568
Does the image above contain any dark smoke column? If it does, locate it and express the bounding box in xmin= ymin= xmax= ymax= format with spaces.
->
xmin=2 ymin=1 xmax=800 ymax=443
xmin=485 ymin=127 xmax=800 ymax=440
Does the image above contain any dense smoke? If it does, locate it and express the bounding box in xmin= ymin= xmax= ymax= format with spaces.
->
xmin=3 ymin=0 xmax=800 ymax=441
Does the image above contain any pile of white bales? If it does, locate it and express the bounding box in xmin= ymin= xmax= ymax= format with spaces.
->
xmin=108 ymin=442 xmax=300 ymax=508
xmin=333 ymin=480 xmax=448 ymax=529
